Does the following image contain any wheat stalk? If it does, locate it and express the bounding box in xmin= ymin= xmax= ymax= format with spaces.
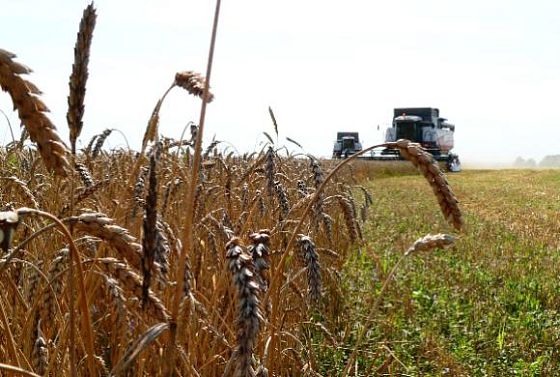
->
xmin=342 ymin=232 xmax=456 ymax=374
xmin=16 ymin=207 xmax=96 ymax=376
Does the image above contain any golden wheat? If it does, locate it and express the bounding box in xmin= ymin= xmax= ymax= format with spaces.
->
xmin=0 ymin=49 xmax=70 ymax=176
xmin=174 ymin=71 xmax=214 ymax=102
xmin=388 ymin=139 xmax=463 ymax=230
xmin=98 ymin=257 xmax=170 ymax=322
xmin=224 ymin=237 xmax=263 ymax=377
xmin=0 ymin=4 xmax=468 ymax=374
xmin=67 ymin=212 xmax=144 ymax=270
xmin=405 ymin=233 xmax=456 ymax=256
xmin=67 ymin=3 xmax=96 ymax=154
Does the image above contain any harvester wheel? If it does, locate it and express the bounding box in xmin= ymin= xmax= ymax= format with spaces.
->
xmin=446 ymin=154 xmax=461 ymax=172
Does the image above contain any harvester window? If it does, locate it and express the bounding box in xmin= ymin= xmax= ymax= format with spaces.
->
xmin=342 ymin=139 xmax=354 ymax=150
xmin=396 ymin=122 xmax=418 ymax=142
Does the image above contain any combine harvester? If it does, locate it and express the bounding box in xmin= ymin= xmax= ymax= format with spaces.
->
xmin=332 ymin=132 xmax=363 ymax=159
xmin=374 ymin=107 xmax=461 ymax=172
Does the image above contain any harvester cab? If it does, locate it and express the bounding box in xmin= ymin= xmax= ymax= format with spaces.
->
xmin=332 ymin=132 xmax=362 ymax=159
xmin=381 ymin=107 xmax=461 ymax=172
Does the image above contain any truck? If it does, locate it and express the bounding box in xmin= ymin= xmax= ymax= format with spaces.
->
xmin=332 ymin=132 xmax=362 ymax=159
xmin=379 ymin=107 xmax=461 ymax=171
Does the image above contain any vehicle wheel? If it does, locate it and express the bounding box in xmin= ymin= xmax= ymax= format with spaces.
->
xmin=446 ymin=154 xmax=461 ymax=172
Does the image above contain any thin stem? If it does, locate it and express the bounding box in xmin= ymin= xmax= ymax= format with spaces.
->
xmin=111 ymin=128 xmax=131 ymax=151
xmin=174 ymin=121 xmax=196 ymax=159
xmin=0 ymin=292 xmax=20 ymax=367
xmin=0 ymin=363 xmax=41 ymax=377
xmin=0 ymin=108 xmax=16 ymax=143
xmin=130 ymin=83 xmax=174 ymax=177
xmin=17 ymin=208 xmax=96 ymax=377
xmin=119 ymin=83 xmax=175 ymax=221
xmin=169 ymin=0 xmax=222 ymax=367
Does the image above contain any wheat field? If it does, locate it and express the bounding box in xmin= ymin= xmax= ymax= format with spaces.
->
xmin=0 ymin=3 xmax=472 ymax=376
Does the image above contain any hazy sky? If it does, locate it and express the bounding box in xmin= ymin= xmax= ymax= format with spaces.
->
xmin=1 ymin=0 xmax=560 ymax=164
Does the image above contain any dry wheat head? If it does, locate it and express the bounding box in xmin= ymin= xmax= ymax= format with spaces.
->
xmin=0 ymin=49 xmax=69 ymax=176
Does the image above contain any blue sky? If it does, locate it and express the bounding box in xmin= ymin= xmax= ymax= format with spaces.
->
xmin=1 ymin=0 xmax=560 ymax=164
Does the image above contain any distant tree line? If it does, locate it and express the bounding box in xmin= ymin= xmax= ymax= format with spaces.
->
xmin=514 ymin=155 xmax=560 ymax=168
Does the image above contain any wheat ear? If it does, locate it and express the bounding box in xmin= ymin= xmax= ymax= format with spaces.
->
xmin=142 ymin=153 xmax=158 ymax=306
xmin=67 ymin=3 xmax=96 ymax=154
xmin=59 ymin=178 xmax=109 ymax=216
xmin=297 ymin=235 xmax=322 ymax=305
xmin=310 ymin=158 xmax=326 ymax=232
xmin=67 ymin=212 xmax=144 ymax=270
xmin=174 ymin=71 xmax=214 ymax=102
xmin=0 ymin=49 xmax=69 ymax=176
xmin=91 ymin=128 xmax=112 ymax=158
xmin=2 ymin=176 xmax=39 ymax=208
xmin=32 ymin=323 xmax=48 ymax=376
xmin=39 ymin=248 xmax=69 ymax=334
xmin=74 ymin=161 xmax=94 ymax=187
xmin=334 ymin=195 xmax=360 ymax=243
xmin=224 ymin=237 xmax=262 ymax=377
xmin=265 ymin=147 xmax=275 ymax=198
xmin=141 ymin=99 xmax=163 ymax=154
xmin=388 ymin=139 xmax=463 ymax=230
xmin=248 ymin=230 xmax=271 ymax=294
xmin=405 ymin=233 xmax=456 ymax=256
xmin=98 ymin=257 xmax=170 ymax=322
